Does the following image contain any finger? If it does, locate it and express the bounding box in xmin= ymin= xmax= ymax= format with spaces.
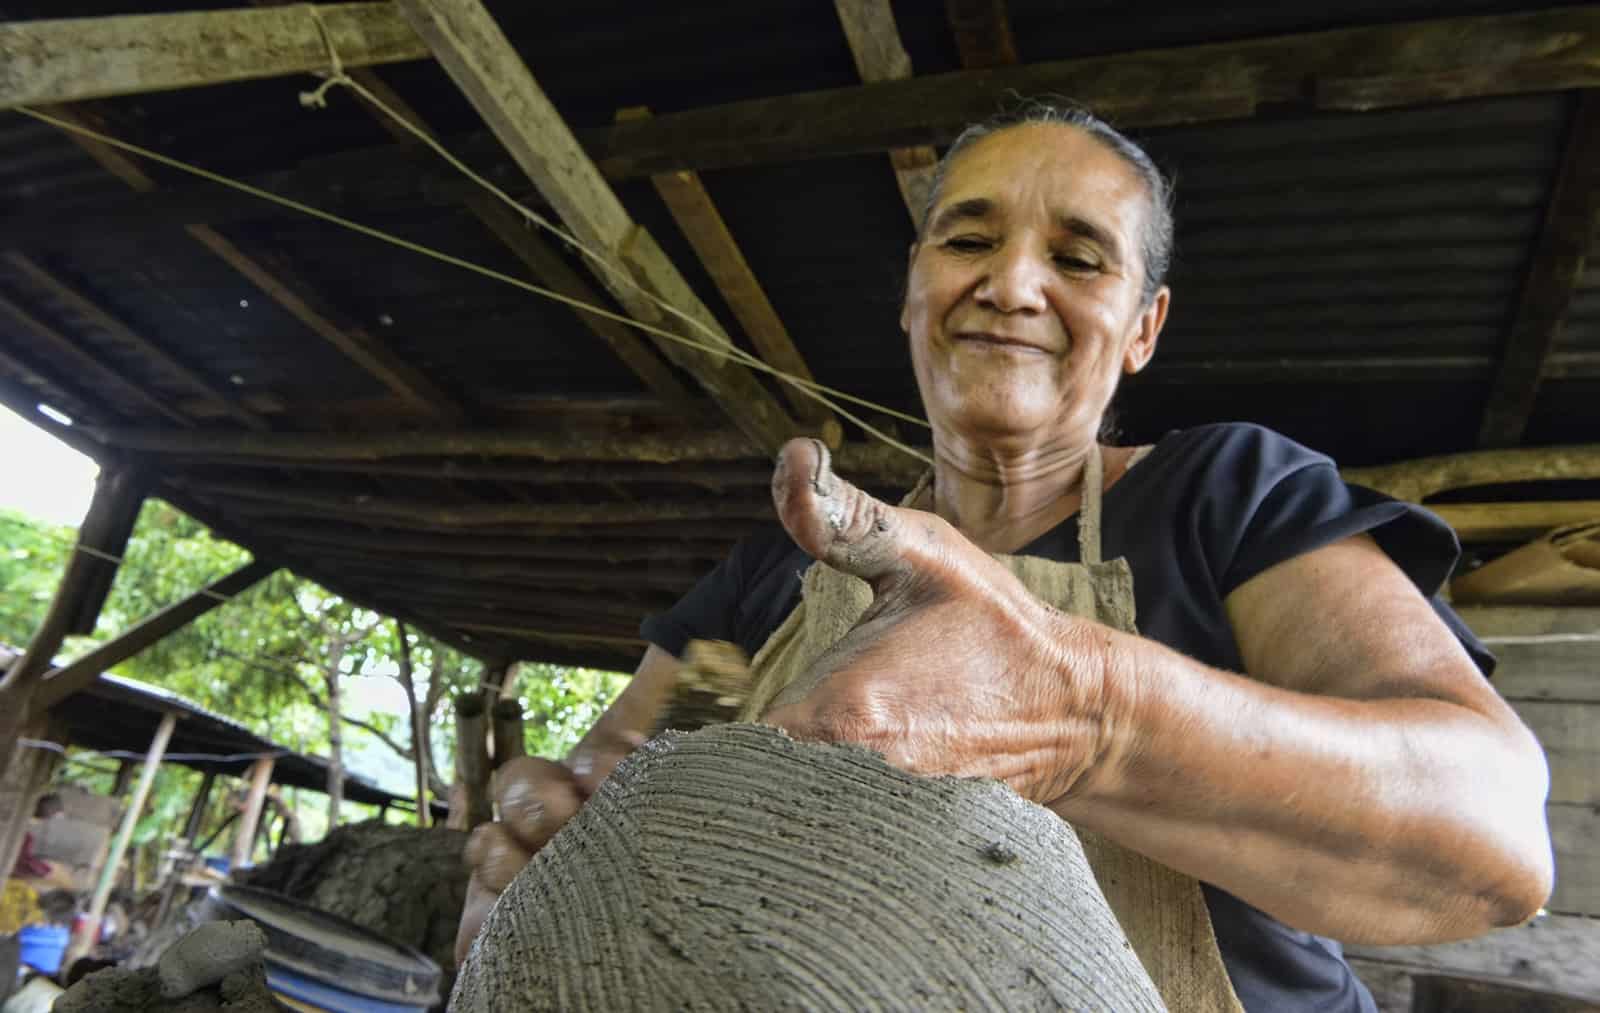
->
xmin=771 ymin=438 xmax=924 ymax=584
xmin=493 ymin=757 xmax=582 ymax=852
xmin=455 ymin=874 xmax=499 ymax=966
xmin=465 ymin=822 xmax=534 ymax=894
xmin=567 ymin=731 xmax=645 ymax=797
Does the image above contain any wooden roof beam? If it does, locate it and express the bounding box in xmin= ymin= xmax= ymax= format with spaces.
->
xmin=1343 ymin=444 xmax=1600 ymax=502
xmin=0 ymin=4 xmax=427 ymax=111
xmin=832 ymin=0 xmax=939 ymax=221
xmin=46 ymin=105 xmax=468 ymax=425
xmin=1477 ymin=93 xmax=1600 ymax=448
xmin=394 ymin=0 xmax=799 ymax=452
xmin=594 ymin=7 xmax=1600 ymax=178
xmin=947 ymin=0 xmax=1019 ymax=69
xmin=618 ymin=107 xmax=835 ymax=431
xmin=2 ymin=253 xmax=270 ymax=432
xmin=0 ymin=290 xmax=190 ymax=426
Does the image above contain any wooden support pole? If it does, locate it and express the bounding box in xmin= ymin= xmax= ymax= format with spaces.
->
xmin=72 ymin=709 xmax=177 ymax=963
xmin=452 ymin=694 xmax=492 ymax=829
xmin=0 ymin=714 xmax=63 ymax=894
xmin=0 ymin=466 xmax=142 ymax=780
xmin=1478 ymin=92 xmax=1600 ymax=447
xmin=154 ymin=768 xmax=217 ymax=929
xmin=491 ymin=699 xmax=526 ymax=769
xmin=35 ymin=560 xmax=278 ymax=711
xmin=395 ymin=0 xmax=800 ymax=452
xmin=230 ymin=756 xmax=276 ymax=872
xmin=1429 ymin=501 xmax=1600 ymax=543
xmin=0 ymin=3 xmax=429 ymax=110
xmin=833 ymin=0 xmax=939 ymax=219
xmin=394 ymin=622 xmax=430 ymax=829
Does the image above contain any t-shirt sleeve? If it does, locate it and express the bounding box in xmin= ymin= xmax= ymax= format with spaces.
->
xmin=1203 ymin=426 xmax=1494 ymax=676
xmin=639 ymin=527 xmax=808 ymax=659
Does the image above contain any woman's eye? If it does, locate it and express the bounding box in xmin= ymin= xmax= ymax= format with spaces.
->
xmin=1054 ymin=253 xmax=1099 ymax=272
xmin=943 ymin=236 xmax=992 ymax=253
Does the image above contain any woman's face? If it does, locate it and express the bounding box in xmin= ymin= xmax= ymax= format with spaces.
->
xmin=902 ymin=123 xmax=1169 ymax=456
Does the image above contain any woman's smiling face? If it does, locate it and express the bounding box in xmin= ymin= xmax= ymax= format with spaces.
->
xmin=902 ymin=123 xmax=1169 ymax=457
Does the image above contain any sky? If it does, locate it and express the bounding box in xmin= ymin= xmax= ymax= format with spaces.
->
xmin=1 ymin=402 xmax=99 ymax=526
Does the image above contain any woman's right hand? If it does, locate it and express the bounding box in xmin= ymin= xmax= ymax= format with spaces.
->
xmin=454 ymin=737 xmax=641 ymax=964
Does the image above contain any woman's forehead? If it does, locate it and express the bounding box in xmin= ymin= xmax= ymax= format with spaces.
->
xmin=935 ymin=123 xmax=1145 ymax=224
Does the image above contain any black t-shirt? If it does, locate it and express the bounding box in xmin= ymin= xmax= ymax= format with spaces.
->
xmin=642 ymin=422 xmax=1493 ymax=1013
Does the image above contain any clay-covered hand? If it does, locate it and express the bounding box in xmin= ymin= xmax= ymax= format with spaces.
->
xmin=453 ymin=734 xmax=638 ymax=964
xmin=762 ymin=438 xmax=1124 ymax=807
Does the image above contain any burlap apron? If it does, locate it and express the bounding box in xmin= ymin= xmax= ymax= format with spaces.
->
xmin=736 ymin=446 xmax=1245 ymax=1013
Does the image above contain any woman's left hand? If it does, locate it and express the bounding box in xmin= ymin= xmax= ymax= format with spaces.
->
xmin=761 ymin=438 xmax=1127 ymax=805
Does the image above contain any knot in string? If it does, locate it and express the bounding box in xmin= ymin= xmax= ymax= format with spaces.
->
xmin=298 ymin=3 xmax=352 ymax=110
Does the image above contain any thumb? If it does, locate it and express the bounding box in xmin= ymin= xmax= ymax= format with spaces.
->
xmin=772 ymin=438 xmax=923 ymax=585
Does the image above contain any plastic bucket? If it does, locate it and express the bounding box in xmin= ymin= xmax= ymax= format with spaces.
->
xmin=197 ymin=885 xmax=439 ymax=1011
xmin=16 ymin=923 xmax=68 ymax=974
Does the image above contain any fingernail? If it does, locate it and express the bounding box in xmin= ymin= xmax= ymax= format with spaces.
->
xmin=808 ymin=438 xmax=834 ymax=496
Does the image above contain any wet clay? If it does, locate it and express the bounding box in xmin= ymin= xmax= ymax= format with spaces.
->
xmin=53 ymin=921 xmax=282 ymax=1013
xmin=452 ymin=723 xmax=1165 ymax=1011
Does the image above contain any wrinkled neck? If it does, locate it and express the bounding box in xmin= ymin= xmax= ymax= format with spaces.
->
xmin=930 ymin=439 xmax=1098 ymax=554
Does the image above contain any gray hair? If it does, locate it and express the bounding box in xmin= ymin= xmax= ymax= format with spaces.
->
xmin=918 ymin=100 xmax=1175 ymax=306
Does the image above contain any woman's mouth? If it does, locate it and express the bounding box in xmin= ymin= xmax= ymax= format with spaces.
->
xmin=954 ymin=331 xmax=1051 ymax=353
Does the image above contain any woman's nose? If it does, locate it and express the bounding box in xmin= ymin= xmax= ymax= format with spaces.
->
xmin=974 ymin=246 xmax=1049 ymax=314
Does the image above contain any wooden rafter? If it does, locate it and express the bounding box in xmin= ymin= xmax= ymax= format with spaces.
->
xmin=46 ymin=105 xmax=468 ymax=425
xmin=1478 ymin=92 xmax=1600 ymax=448
xmin=946 ymin=0 xmax=1019 ymax=69
xmin=1343 ymin=444 xmax=1600 ymax=502
xmin=1431 ymin=502 xmax=1600 ymax=543
xmin=618 ymin=107 xmax=834 ymax=431
xmin=258 ymin=525 xmax=728 ymax=562
xmin=0 ymin=290 xmax=189 ymax=426
xmin=832 ymin=0 xmax=939 ymax=221
xmin=338 ymin=65 xmax=700 ymax=413
xmin=395 ymin=0 xmax=799 ymax=452
xmin=2 ymin=253 xmax=269 ymax=431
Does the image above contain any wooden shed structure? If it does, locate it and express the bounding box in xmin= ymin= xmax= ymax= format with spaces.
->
xmin=2 ymin=1 xmax=1599 ymax=1005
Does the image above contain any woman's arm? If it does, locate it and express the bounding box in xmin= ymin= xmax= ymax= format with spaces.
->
xmin=1050 ymin=533 xmax=1553 ymax=944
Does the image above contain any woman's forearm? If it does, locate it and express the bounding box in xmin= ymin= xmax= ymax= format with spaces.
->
xmin=1054 ymin=624 xmax=1554 ymax=945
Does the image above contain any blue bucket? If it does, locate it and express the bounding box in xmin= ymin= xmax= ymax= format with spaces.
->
xmin=17 ymin=923 xmax=69 ymax=974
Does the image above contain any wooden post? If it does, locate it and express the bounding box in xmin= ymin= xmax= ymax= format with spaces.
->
xmin=453 ymin=693 xmax=492 ymax=829
xmin=70 ymin=709 xmax=176 ymax=963
xmin=110 ymin=759 xmax=135 ymax=798
xmin=395 ymin=620 xmax=430 ymax=828
xmin=230 ymin=757 xmax=275 ymax=872
xmin=0 ymin=466 xmax=143 ymax=782
xmin=0 ymin=715 xmax=62 ymax=886
xmin=153 ymin=769 xmax=218 ymax=929
xmin=491 ymin=699 xmax=525 ymax=768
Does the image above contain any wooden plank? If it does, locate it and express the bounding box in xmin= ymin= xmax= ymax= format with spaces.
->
xmin=1480 ymin=94 xmax=1600 ymax=448
xmin=181 ymin=478 xmax=773 ymax=527
xmin=946 ymin=0 xmax=1019 ymax=69
xmin=1550 ymin=803 xmax=1600 ymax=915
xmin=1458 ymin=606 xmax=1600 ymax=640
xmin=623 ymin=109 xmax=832 ymax=428
xmin=343 ymin=65 xmax=698 ymax=412
xmin=1412 ymin=974 xmax=1600 ymax=1012
xmin=590 ymin=8 xmax=1600 ymax=179
xmin=1 ymin=253 xmax=269 ymax=432
xmin=35 ymin=560 xmax=278 ymax=711
xmin=833 ymin=0 xmax=939 ymax=220
xmin=46 ymin=104 xmax=468 ymax=425
xmin=0 ymin=3 xmax=427 ymax=110
xmin=1347 ymin=911 xmax=1600 ymax=1004
xmin=0 ymin=290 xmax=189 ymax=426
xmin=1346 ymin=446 xmax=1600 ymax=503
xmin=1490 ymin=641 xmax=1600 ymax=703
xmin=1510 ymin=701 xmax=1599 ymax=804
xmin=1431 ymin=502 xmax=1600 ymax=543
xmin=395 ymin=0 xmax=798 ymax=452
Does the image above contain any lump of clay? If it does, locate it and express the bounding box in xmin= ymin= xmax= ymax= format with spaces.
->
xmin=54 ymin=920 xmax=280 ymax=1013
xmin=158 ymin=920 xmax=266 ymax=998
xmin=453 ymin=723 xmax=1165 ymax=1011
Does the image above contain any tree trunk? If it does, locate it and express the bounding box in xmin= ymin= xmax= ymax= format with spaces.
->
xmin=452 ymin=694 xmax=492 ymax=829
xmin=394 ymin=621 xmax=430 ymax=827
xmin=452 ymin=724 xmax=1169 ymax=1011
xmin=322 ymin=640 xmax=349 ymax=828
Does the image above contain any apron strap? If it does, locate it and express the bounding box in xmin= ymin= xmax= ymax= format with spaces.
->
xmin=1078 ymin=444 xmax=1104 ymax=566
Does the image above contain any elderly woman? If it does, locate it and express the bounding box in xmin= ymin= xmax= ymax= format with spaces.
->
xmin=459 ymin=104 xmax=1553 ymax=1011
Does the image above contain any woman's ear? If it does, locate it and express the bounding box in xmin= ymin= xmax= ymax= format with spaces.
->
xmin=1123 ymin=286 xmax=1170 ymax=374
